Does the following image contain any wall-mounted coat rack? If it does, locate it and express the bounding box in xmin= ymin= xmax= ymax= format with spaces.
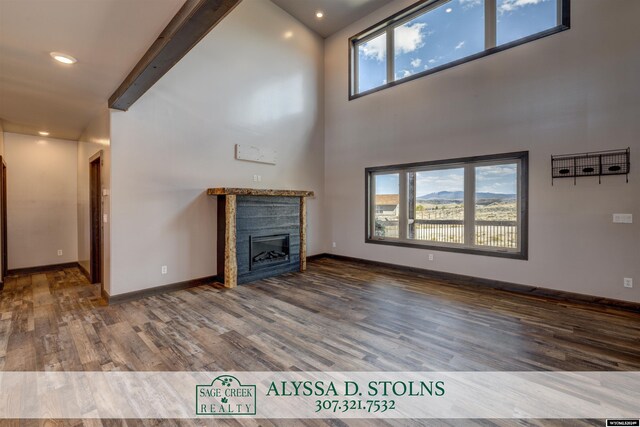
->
xmin=551 ymin=148 xmax=630 ymax=185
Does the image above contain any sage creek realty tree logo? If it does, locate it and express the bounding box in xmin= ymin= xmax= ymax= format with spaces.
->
xmin=196 ymin=375 xmax=257 ymax=416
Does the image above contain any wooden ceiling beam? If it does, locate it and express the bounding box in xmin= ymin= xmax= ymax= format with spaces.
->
xmin=109 ymin=0 xmax=241 ymax=111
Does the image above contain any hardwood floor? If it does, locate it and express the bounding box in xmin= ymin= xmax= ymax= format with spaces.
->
xmin=0 ymin=257 xmax=638 ymax=425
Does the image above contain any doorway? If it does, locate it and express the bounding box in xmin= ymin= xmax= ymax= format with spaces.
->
xmin=89 ymin=153 xmax=102 ymax=286
xmin=1 ymin=157 xmax=7 ymax=282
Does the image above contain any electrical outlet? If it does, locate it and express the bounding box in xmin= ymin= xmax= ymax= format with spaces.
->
xmin=161 ymin=266 xmax=168 ymax=275
xmin=428 ymin=254 xmax=434 ymax=261
xmin=57 ymin=250 xmax=63 ymax=256
xmin=258 ymin=175 xmax=262 ymax=182
xmin=332 ymin=242 xmax=336 ymax=248
xmin=624 ymin=278 xmax=633 ymax=288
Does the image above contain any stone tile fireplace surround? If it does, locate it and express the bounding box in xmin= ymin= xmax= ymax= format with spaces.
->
xmin=208 ymin=188 xmax=314 ymax=287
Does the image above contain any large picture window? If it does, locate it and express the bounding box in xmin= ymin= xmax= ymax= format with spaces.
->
xmin=350 ymin=0 xmax=569 ymax=98
xmin=366 ymin=152 xmax=528 ymax=259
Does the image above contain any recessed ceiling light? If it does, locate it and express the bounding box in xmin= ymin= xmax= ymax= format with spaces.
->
xmin=38 ymin=131 xmax=50 ymax=136
xmin=50 ymin=52 xmax=77 ymax=65
xmin=316 ymin=11 xmax=324 ymax=18
xmin=446 ymin=7 xmax=453 ymax=13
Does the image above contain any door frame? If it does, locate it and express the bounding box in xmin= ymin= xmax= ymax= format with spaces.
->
xmin=89 ymin=151 xmax=103 ymax=292
xmin=0 ymin=157 xmax=7 ymax=286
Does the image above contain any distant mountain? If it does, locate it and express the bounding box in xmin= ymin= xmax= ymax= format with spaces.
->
xmin=418 ymin=191 xmax=464 ymax=200
xmin=418 ymin=191 xmax=515 ymax=201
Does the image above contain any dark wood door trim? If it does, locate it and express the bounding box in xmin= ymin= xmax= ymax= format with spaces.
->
xmin=89 ymin=152 xmax=103 ymax=295
xmin=0 ymin=157 xmax=7 ymax=288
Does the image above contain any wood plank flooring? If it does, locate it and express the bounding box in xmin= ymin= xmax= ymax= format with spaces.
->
xmin=0 ymin=257 xmax=638 ymax=426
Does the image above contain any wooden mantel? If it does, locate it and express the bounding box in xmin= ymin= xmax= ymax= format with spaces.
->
xmin=208 ymin=188 xmax=314 ymax=288
xmin=207 ymin=188 xmax=314 ymax=197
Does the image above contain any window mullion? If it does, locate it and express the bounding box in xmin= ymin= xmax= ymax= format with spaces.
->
xmin=516 ymin=160 xmax=523 ymax=251
xmin=352 ymin=43 xmax=359 ymax=96
xmin=398 ymin=170 xmax=408 ymax=240
xmin=464 ymin=164 xmax=476 ymax=247
xmin=369 ymin=173 xmax=376 ymax=238
xmin=386 ymin=27 xmax=394 ymax=84
xmin=408 ymin=172 xmax=416 ymax=240
xmin=485 ymin=0 xmax=497 ymax=49
xmin=557 ymin=0 xmax=562 ymax=25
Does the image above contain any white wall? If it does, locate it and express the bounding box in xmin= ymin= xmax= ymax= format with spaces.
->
xmin=4 ymin=132 xmax=78 ymax=269
xmin=77 ymin=108 xmax=111 ymax=292
xmin=324 ymin=0 xmax=640 ymax=303
xmin=109 ymin=0 xmax=325 ymax=296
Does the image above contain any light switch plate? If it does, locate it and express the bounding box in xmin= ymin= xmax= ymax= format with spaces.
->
xmin=613 ymin=214 xmax=633 ymax=224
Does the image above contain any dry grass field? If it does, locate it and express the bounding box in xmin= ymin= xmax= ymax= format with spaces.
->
xmin=376 ymin=200 xmax=518 ymax=248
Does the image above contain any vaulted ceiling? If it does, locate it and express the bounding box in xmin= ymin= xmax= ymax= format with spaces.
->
xmin=0 ymin=0 xmax=390 ymax=141
xmin=271 ymin=0 xmax=389 ymax=38
xmin=0 ymin=0 xmax=185 ymax=140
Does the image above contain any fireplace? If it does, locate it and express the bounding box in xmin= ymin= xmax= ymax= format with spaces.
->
xmin=210 ymin=188 xmax=314 ymax=287
xmin=250 ymin=234 xmax=290 ymax=270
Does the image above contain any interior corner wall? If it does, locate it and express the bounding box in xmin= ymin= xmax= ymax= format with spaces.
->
xmin=324 ymin=0 xmax=640 ymax=303
xmin=77 ymin=107 xmax=111 ymax=293
xmin=4 ymin=132 xmax=79 ymax=270
xmin=108 ymin=0 xmax=325 ymax=296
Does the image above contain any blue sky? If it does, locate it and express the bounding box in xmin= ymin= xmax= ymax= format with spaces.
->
xmin=375 ymin=174 xmax=399 ymax=195
xmin=417 ymin=168 xmax=464 ymax=195
xmin=375 ymin=164 xmax=517 ymax=196
xmin=475 ymin=164 xmax=517 ymax=193
xmin=358 ymin=0 xmax=558 ymax=92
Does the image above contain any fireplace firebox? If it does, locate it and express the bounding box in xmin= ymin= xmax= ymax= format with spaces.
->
xmin=250 ymin=234 xmax=290 ymax=270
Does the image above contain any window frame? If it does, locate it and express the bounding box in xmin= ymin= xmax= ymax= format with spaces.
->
xmin=349 ymin=0 xmax=570 ymax=99
xmin=365 ymin=151 xmax=529 ymax=259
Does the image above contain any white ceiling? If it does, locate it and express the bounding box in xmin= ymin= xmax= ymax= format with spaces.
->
xmin=0 ymin=0 xmax=389 ymax=141
xmin=0 ymin=0 xmax=186 ymax=141
xmin=271 ymin=0 xmax=390 ymax=38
